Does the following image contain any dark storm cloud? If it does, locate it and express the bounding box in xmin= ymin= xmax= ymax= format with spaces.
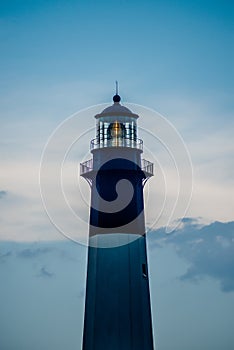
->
xmin=149 ymin=219 xmax=234 ymax=292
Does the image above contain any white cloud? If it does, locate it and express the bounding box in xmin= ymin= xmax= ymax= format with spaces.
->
xmin=1 ymin=86 xmax=233 ymax=241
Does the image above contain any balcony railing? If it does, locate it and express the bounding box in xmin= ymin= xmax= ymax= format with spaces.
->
xmin=80 ymin=158 xmax=153 ymax=177
xmin=80 ymin=158 xmax=93 ymax=176
xmin=90 ymin=137 xmax=143 ymax=151
xmin=141 ymin=159 xmax=154 ymax=177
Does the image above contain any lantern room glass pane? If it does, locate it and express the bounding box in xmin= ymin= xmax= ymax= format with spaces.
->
xmin=96 ymin=119 xmax=137 ymax=143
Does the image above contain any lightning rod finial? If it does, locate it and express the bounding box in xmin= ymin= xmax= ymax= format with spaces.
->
xmin=113 ymin=81 xmax=121 ymax=103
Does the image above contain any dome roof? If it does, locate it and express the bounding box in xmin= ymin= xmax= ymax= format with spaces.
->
xmin=101 ymin=103 xmax=133 ymax=115
xmin=95 ymin=100 xmax=139 ymax=119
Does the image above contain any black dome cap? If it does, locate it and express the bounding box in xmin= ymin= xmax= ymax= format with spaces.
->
xmin=113 ymin=94 xmax=121 ymax=103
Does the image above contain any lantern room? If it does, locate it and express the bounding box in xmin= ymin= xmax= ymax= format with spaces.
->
xmin=90 ymin=94 xmax=143 ymax=151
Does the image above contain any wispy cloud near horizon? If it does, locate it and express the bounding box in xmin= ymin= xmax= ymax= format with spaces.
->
xmin=149 ymin=219 xmax=234 ymax=293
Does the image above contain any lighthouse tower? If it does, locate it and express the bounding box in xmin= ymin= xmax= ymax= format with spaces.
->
xmin=80 ymin=90 xmax=154 ymax=349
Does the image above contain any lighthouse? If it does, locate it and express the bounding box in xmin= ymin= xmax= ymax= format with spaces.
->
xmin=80 ymin=89 xmax=154 ymax=349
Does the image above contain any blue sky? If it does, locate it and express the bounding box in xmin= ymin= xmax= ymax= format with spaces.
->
xmin=1 ymin=1 xmax=233 ymax=104
xmin=0 ymin=1 xmax=234 ymax=349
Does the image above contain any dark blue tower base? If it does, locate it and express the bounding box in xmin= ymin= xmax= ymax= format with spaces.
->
xmin=82 ymin=234 xmax=154 ymax=350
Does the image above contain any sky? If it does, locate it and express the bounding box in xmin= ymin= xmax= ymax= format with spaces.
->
xmin=0 ymin=0 xmax=234 ymax=349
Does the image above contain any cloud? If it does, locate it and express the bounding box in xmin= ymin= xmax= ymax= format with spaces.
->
xmin=18 ymin=247 xmax=52 ymax=259
xmin=149 ymin=219 xmax=234 ymax=292
xmin=0 ymin=190 xmax=7 ymax=198
xmin=1 ymin=89 xmax=233 ymax=242
xmin=39 ymin=266 xmax=54 ymax=278
xmin=0 ymin=250 xmax=12 ymax=263
xmin=0 ymin=187 xmax=63 ymax=242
